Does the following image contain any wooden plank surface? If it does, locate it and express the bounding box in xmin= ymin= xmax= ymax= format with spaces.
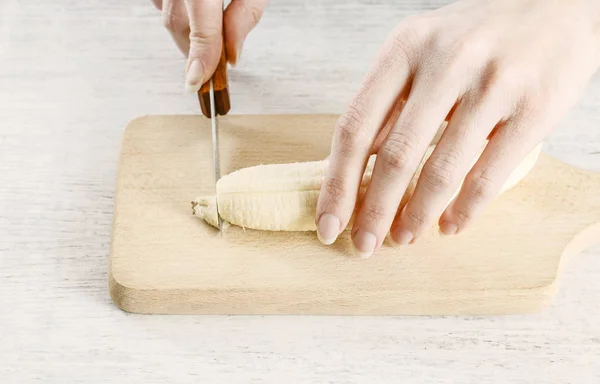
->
xmin=2 ymin=0 xmax=600 ymax=382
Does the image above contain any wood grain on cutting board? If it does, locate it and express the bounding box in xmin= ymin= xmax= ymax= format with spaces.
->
xmin=109 ymin=114 xmax=600 ymax=315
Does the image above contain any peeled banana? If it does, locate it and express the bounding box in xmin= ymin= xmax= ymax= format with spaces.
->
xmin=192 ymin=143 xmax=542 ymax=232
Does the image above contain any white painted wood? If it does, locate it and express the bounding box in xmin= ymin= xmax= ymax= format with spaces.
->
xmin=1 ymin=0 xmax=599 ymax=382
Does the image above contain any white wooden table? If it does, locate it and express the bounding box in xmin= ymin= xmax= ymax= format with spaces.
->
xmin=1 ymin=0 xmax=599 ymax=382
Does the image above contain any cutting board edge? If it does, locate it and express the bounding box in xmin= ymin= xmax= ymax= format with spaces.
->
xmin=108 ymin=268 xmax=560 ymax=316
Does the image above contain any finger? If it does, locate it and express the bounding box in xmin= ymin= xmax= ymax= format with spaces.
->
xmin=372 ymin=94 xmax=452 ymax=154
xmin=162 ymin=0 xmax=191 ymax=56
xmin=184 ymin=0 xmax=224 ymax=92
xmin=368 ymin=52 xmax=457 ymax=154
xmin=315 ymin=27 xmax=414 ymax=246
xmin=371 ymin=97 xmax=407 ymax=154
xmin=389 ymin=93 xmax=504 ymax=244
xmin=350 ymin=70 xmax=459 ymax=257
xmin=439 ymin=113 xmax=541 ymax=234
xmin=223 ymin=0 xmax=268 ymax=65
xmin=153 ymin=0 xmax=163 ymax=10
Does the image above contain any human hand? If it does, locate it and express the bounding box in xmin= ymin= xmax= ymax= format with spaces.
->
xmin=152 ymin=0 xmax=268 ymax=91
xmin=316 ymin=0 xmax=600 ymax=258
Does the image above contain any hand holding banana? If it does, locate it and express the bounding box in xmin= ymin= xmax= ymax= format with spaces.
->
xmin=157 ymin=0 xmax=600 ymax=259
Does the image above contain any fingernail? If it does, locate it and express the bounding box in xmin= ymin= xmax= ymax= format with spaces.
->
xmin=185 ymin=60 xmax=204 ymax=93
xmin=352 ymin=230 xmax=377 ymax=259
xmin=317 ymin=213 xmax=340 ymax=245
xmin=439 ymin=220 xmax=458 ymax=235
xmin=390 ymin=228 xmax=413 ymax=245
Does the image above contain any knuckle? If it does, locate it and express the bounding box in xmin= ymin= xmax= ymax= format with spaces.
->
xmin=323 ymin=176 xmax=346 ymax=206
xmin=451 ymin=34 xmax=489 ymax=63
xmin=335 ymin=105 xmax=368 ymax=152
xmin=464 ymin=170 xmax=495 ymax=201
xmin=404 ymin=208 xmax=426 ymax=227
xmin=496 ymin=70 xmax=519 ymax=91
xmin=421 ymin=153 xmax=459 ymax=191
xmin=486 ymin=61 xmax=523 ymax=93
xmin=362 ymin=203 xmax=387 ymax=223
xmin=189 ymin=25 xmax=221 ymax=43
xmin=452 ymin=206 xmax=473 ymax=224
xmin=504 ymin=116 xmax=534 ymax=147
xmin=514 ymin=96 xmax=543 ymax=124
xmin=379 ymin=130 xmax=418 ymax=174
xmin=426 ymin=34 xmax=488 ymax=78
xmin=388 ymin=18 xmax=427 ymax=59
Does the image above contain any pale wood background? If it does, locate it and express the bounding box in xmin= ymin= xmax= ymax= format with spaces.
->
xmin=1 ymin=0 xmax=600 ymax=382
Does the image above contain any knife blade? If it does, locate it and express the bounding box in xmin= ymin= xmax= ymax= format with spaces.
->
xmin=197 ymin=34 xmax=230 ymax=236
xmin=208 ymin=78 xmax=223 ymax=234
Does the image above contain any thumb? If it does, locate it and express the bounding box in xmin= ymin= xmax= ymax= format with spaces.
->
xmin=183 ymin=0 xmax=224 ymax=92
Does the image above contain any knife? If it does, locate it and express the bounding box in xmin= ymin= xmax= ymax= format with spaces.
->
xmin=197 ymin=35 xmax=230 ymax=235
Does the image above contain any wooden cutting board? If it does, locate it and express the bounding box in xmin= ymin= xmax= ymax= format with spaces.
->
xmin=109 ymin=114 xmax=600 ymax=315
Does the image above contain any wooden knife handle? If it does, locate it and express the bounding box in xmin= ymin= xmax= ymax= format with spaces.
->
xmin=197 ymin=37 xmax=231 ymax=118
